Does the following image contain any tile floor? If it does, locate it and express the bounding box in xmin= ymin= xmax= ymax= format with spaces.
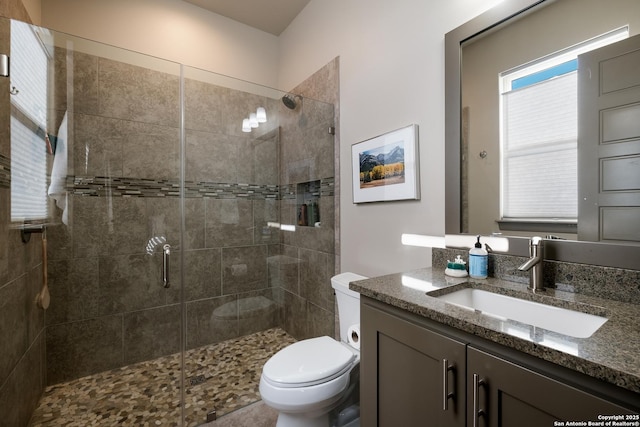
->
xmin=204 ymin=401 xmax=278 ymax=427
xmin=28 ymin=328 xmax=295 ymax=427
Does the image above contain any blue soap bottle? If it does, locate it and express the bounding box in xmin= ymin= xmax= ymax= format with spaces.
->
xmin=469 ymin=235 xmax=488 ymax=279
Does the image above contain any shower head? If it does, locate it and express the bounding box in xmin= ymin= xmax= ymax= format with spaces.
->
xmin=282 ymin=94 xmax=302 ymax=110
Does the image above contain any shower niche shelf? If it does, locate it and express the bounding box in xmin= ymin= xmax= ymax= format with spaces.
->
xmin=297 ymin=180 xmax=320 ymax=227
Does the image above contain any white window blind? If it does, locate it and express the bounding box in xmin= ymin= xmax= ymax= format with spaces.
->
xmin=10 ymin=21 xmax=49 ymax=222
xmin=499 ymin=27 xmax=628 ymax=223
xmin=502 ymin=72 xmax=577 ymax=219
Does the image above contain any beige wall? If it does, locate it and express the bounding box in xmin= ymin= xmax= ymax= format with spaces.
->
xmin=279 ymin=0 xmax=502 ymax=276
xmin=0 ymin=0 xmax=32 ymax=22
xmin=20 ymin=0 xmax=40 ymax=24
xmin=40 ymin=0 xmax=280 ymax=87
xmin=36 ymin=0 xmax=502 ymax=278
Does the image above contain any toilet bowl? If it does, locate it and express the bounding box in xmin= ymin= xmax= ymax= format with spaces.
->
xmin=259 ymin=272 xmax=367 ymax=427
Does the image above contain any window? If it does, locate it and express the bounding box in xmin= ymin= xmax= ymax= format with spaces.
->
xmin=10 ymin=21 xmax=50 ymax=223
xmin=499 ymin=27 xmax=628 ymax=224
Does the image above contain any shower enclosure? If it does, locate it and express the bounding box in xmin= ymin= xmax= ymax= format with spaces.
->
xmin=0 ymin=16 xmax=338 ymax=426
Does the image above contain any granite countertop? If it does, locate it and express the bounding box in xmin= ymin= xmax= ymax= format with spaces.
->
xmin=350 ymin=267 xmax=640 ymax=394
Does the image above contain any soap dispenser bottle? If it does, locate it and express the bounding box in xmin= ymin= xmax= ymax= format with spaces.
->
xmin=469 ymin=235 xmax=488 ymax=279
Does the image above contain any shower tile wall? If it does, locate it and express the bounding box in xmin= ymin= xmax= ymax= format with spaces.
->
xmin=40 ymin=47 xmax=337 ymax=385
xmin=0 ymin=15 xmax=47 ymax=427
xmin=44 ymin=50 xmax=183 ymax=386
xmin=0 ymin=13 xmax=338 ymax=423
xmin=270 ymin=57 xmax=340 ymax=341
xmin=41 ymin=49 xmax=276 ymax=385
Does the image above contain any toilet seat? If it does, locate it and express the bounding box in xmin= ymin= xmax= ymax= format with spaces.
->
xmin=262 ymin=336 xmax=357 ymax=388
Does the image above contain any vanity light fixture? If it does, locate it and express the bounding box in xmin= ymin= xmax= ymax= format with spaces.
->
xmin=241 ymin=107 xmax=267 ymax=133
xmin=400 ymin=233 xmax=510 ymax=252
xmin=249 ymin=112 xmax=259 ymax=128
xmin=256 ymin=107 xmax=267 ymax=123
xmin=445 ymin=234 xmax=510 ymax=252
xmin=401 ymin=234 xmax=446 ymax=248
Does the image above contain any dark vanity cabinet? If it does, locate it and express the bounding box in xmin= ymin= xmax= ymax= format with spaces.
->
xmin=361 ymin=302 xmax=466 ymax=427
xmin=361 ymin=298 xmax=638 ymax=427
xmin=468 ymin=347 xmax=633 ymax=427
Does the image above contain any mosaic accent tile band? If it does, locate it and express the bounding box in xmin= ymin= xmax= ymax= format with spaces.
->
xmin=0 ymin=150 xmax=335 ymax=198
xmin=68 ymin=176 xmax=334 ymax=199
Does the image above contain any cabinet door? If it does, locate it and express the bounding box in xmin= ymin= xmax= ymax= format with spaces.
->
xmin=361 ymin=303 xmax=466 ymax=427
xmin=468 ymin=347 xmax=635 ymax=427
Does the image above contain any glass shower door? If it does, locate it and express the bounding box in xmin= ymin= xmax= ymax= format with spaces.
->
xmin=1 ymin=17 xmax=186 ymax=426
xmin=1 ymin=15 xmax=337 ymax=427
xmin=179 ymin=65 xmax=336 ymax=424
xmin=42 ymin=26 xmax=186 ymax=427
xmin=179 ymin=66 xmax=288 ymax=424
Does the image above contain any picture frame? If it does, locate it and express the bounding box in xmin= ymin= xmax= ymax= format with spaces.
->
xmin=352 ymin=124 xmax=420 ymax=203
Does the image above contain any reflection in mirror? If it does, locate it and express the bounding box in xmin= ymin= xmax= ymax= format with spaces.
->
xmin=461 ymin=0 xmax=640 ymax=240
xmin=445 ymin=0 xmax=640 ymax=269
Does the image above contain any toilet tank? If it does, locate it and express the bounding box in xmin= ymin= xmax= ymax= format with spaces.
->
xmin=331 ymin=272 xmax=368 ymax=343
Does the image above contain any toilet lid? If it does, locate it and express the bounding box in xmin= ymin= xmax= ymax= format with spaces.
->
xmin=262 ymin=336 xmax=356 ymax=387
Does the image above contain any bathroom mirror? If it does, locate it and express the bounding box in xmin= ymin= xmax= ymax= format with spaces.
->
xmin=445 ymin=0 xmax=640 ymax=269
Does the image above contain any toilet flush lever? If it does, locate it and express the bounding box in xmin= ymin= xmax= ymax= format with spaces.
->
xmin=162 ymin=244 xmax=171 ymax=288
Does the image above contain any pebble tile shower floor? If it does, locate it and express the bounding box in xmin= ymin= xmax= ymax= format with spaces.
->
xmin=28 ymin=328 xmax=296 ymax=427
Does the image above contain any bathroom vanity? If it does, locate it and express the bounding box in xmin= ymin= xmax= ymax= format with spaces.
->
xmin=351 ymin=269 xmax=640 ymax=426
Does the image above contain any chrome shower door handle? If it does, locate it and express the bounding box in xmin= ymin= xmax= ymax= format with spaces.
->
xmin=162 ymin=244 xmax=171 ymax=288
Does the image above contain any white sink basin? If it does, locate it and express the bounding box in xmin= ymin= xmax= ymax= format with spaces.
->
xmin=436 ymin=288 xmax=607 ymax=338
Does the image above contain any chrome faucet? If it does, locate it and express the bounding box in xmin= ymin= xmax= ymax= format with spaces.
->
xmin=518 ymin=236 xmax=544 ymax=291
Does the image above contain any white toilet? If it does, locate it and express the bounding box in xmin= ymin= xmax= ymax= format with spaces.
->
xmin=259 ymin=272 xmax=367 ymax=427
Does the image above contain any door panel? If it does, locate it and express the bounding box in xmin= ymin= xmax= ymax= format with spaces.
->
xmin=578 ymin=34 xmax=640 ymax=243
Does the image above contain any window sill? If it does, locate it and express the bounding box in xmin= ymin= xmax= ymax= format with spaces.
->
xmin=497 ymin=219 xmax=577 ymax=234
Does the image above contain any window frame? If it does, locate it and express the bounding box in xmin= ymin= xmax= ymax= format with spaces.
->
xmin=10 ymin=21 xmax=53 ymax=225
xmin=497 ymin=26 xmax=629 ymax=232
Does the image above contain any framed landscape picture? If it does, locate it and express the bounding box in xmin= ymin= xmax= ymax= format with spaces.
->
xmin=352 ymin=124 xmax=420 ymax=203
